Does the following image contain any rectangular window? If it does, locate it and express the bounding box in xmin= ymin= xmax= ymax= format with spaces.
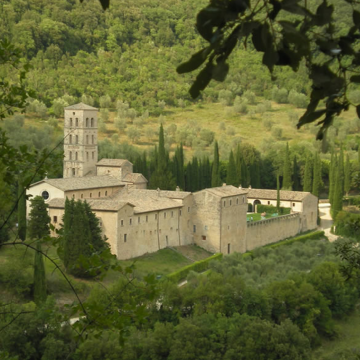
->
xmin=268 ymin=201 xmax=270 ymax=205
xmin=171 ymin=211 xmax=173 ymax=217
xmin=121 ymin=220 xmax=124 ymax=226
xmin=228 ymin=243 xmax=231 ymax=254
xmin=193 ymin=225 xmax=196 ymax=233
xmin=129 ymin=218 xmax=132 ymax=225
xmin=155 ymin=214 xmax=157 ymax=220
xmin=166 ymin=235 xmax=168 ymax=245
xmin=188 ymin=207 xmax=190 ymax=212
xmin=293 ymin=202 xmax=295 ymax=207
xmin=72 ymin=168 xmax=75 ymax=176
xmin=230 ymin=200 xmax=232 ymax=206
xmin=146 ymin=215 xmax=148 ymax=222
xmin=53 ymin=216 xmax=57 ymax=223
xmin=92 ymin=152 xmax=94 ymax=160
xmin=76 ymin=135 xmax=78 ymax=144
xmin=124 ymin=234 xmax=127 ymax=243
xmin=202 ymin=235 xmax=206 ymax=240
xmin=223 ymin=201 xmax=226 ymax=207
xmin=138 ymin=217 xmax=140 ymax=224
xmin=164 ymin=212 xmax=166 ymax=219
xmin=92 ymin=135 xmax=94 ymax=144
xmin=179 ymin=209 xmax=182 ymax=216
xmin=76 ymin=118 xmax=78 ymax=126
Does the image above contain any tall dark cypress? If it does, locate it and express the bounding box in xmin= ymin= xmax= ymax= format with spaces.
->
xmin=339 ymin=145 xmax=345 ymax=195
xmin=185 ymin=161 xmax=192 ymax=191
xmin=332 ymin=161 xmax=343 ymax=219
xmin=226 ymin=150 xmax=237 ymax=186
xmin=211 ymin=141 xmax=221 ymax=187
xmin=344 ymin=153 xmax=350 ymax=196
xmin=235 ymin=145 xmax=242 ymax=187
xmin=204 ymin=156 xmax=212 ymax=188
xmin=33 ymin=242 xmax=47 ymax=305
xmin=282 ymin=143 xmax=292 ymax=190
xmin=303 ymin=156 xmax=312 ymax=192
xmin=329 ymin=152 xmax=336 ymax=205
xmin=276 ymin=174 xmax=280 ymax=213
xmin=312 ymin=152 xmax=322 ymax=197
xmin=293 ymin=156 xmax=300 ymax=191
xmin=17 ymin=180 xmax=27 ymax=241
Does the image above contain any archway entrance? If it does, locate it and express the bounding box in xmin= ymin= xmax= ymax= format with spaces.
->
xmin=253 ymin=199 xmax=261 ymax=212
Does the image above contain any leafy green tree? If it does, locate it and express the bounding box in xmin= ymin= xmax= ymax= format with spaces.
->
xmin=282 ymin=143 xmax=292 ymax=190
xmin=211 ymin=141 xmax=221 ymax=187
xmin=28 ymin=196 xmax=51 ymax=240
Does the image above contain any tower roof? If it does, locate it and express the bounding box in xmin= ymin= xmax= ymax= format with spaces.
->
xmin=64 ymin=102 xmax=98 ymax=110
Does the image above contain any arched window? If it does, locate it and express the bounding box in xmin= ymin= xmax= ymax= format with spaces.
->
xmin=69 ymin=135 xmax=72 ymax=144
xmin=69 ymin=151 xmax=72 ymax=160
xmin=70 ymin=118 xmax=73 ymax=127
xmin=105 ymin=191 xmax=108 ymax=196
xmin=86 ymin=135 xmax=88 ymax=144
xmin=92 ymin=152 xmax=94 ymax=160
xmin=86 ymin=118 xmax=89 ymax=127
xmin=92 ymin=135 xmax=94 ymax=144
xmin=75 ymin=118 xmax=78 ymax=126
xmin=75 ymin=152 xmax=78 ymax=160
xmin=98 ymin=192 xmax=101 ymax=197
xmin=75 ymin=135 xmax=78 ymax=144
xmin=81 ymin=194 xmax=83 ymax=198
xmin=90 ymin=193 xmax=92 ymax=198
xmin=86 ymin=152 xmax=89 ymax=160
xmin=91 ymin=118 xmax=94 ymax=127
xmin=72 ymin=168 xmax=76 ymax=176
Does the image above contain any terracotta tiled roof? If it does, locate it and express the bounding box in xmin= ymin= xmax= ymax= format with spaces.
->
xmin=247 ymin=188 xmax=312 ymax=201
xmin=96 ymin=158 xmax=133 ymax=167
xmin=110 ymin=187 xmax=190 ymax=213
xmin=64 ymin=102 xmax=98 ymax=110
xmin=31 ymin=176 xmax=126 ymax=191
xmin=48 ymin=198 xmax=131 ymax=211
xmin=198 ymin=185 xmax=248 ymax=198
xmin=122 ymin=173 xmax=148 ymax=183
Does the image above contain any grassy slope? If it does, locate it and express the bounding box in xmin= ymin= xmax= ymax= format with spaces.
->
xmin=24 ymin=99 xmax=359 ymax=161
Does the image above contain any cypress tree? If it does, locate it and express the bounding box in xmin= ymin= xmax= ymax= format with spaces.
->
xmin=339 ymin=145 xmax=345 ymax=195
xmin=282 ymin=143 xmax=292 ymax=190
xmin=303 ymin=156 xmax=312 ymax=192
xmin=332 ymin=163 xmax=343 ymax=218
xmin=211 ymin=141 xmax=221 ymax=187
xmin=174 ymin=144 xmax=185 ymax=190
xmin=204 ymin=156 xmax=212 ymax=188
xmin=241 ymin=159 xmax=249 ymax=187
xmin=235 ymin=145 xmax=242 ymax=186
xmin=17 ymin=180 xmax=27 ymax=241
xmin=276 ymin=174 xmax=280 ymax=213
xmin=192 ymin=157 xmax=199 ymax=191
xmin=293 ymin=156 xmax=300 ymax=191
xmin=329 ymin=151 xmax=335 ymax=205
xmin=312 ymin=152 xmax=322 ymax=197
xmin=226 ymin=150 xmax=237 ymax=186
xmin=344 ymin=153 xmax=351 ymax=196
xmin=185 ymin=161 xmax=192 ymax=191
xmin=33 ymin=242 xmax=47 ymax=305
xmin=28 ymin=196 xmax=51 ymax=240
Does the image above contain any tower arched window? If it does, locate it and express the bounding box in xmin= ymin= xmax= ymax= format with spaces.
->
xmin=92 ymin=135 xmax=94 ymax=144
xmin=91 ymin=118 xmax=94 ymax=127
xmin=86 ymin=118 xmax=89 ymax=127
xmin=75 ymin=118 xmax=78 ymax=126
xmin=75 ymin=135 xmax=78 ymax=144
xmin=86 ymin=152 xmax=89 ymax=160
xmin=92 ymin=152 xmax=94 ymax=160
xmin=98 ymin=192 xmax=101 ymax=197
xmin=69 ymin=135 xmax=72 ymax=144
xmin=75 ymin=152 xmax=78 ymax=160
xmin=86 ymin=135 xmax=88 ymax=144
xmin=70 ymin=118 xmax=73 ymax=127
xmin=69 ymin=151 xmax=72 ymax=160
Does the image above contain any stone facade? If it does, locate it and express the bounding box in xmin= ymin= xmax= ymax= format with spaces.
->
xmin=27 ymin=103 xmax=320 ymax=260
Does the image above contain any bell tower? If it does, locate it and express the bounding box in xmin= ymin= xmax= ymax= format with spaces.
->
xmin=63 ymin=102 xmax=98 ymax=178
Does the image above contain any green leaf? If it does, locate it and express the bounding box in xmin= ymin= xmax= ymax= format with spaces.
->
xmin=212 ymin=61 xmax=229 ymax=82
xmin=196 ymin=7 xmax=224 ymax=42
xmin=176 ymin=47 xmax=211 ymax=74
xmin=189 ymin=63 xmax=213 ymax=99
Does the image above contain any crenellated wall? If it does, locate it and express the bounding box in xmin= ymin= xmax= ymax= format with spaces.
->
xmin=246 ymin=213 xmax=301 ymax=251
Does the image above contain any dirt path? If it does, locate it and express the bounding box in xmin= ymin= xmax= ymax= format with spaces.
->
xmin=319 ymin=203 xmax=338 ymax=242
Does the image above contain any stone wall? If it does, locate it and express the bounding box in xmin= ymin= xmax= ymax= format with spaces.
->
xmin=65 ymin=186 xmax=123 ymax=200
xmin=246 ymin=213 xmax=301 ymax=251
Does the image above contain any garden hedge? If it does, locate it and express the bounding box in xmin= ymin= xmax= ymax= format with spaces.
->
xmin=167 ymin=253 xmax=223 ymax=283
xmin=256 ymin=204 xmax=290 ymax=215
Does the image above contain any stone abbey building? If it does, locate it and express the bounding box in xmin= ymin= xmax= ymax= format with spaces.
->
xmin=27 ymin=103 xmax=318 ymax=260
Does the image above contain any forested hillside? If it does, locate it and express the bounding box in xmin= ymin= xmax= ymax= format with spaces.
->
xmin=2 ymin=0 xmax=355 ymax=113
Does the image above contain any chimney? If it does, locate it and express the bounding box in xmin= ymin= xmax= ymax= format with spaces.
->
xmin=239 ymin=184 xmax=242 ymax=189
xmin=157 ymin=188 xmax=160 ymax=197
xmin=249 ymin=185 xmax=252 ymax=189
xmin=176 ymin=186 xmax=180 ymax=192
xmin=222 ymin=183 xmax=226 ymax=187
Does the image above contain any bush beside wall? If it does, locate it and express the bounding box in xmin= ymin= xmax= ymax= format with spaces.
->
xmin=167 ymin=253 xmax=223 ymax=283
xmin=335 ymin=211 xmax=360 ymax=240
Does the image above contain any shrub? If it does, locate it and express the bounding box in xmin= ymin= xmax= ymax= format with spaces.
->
xmin=243 ymin=90 xmax=256 ymax=105
xmin=199 ymin=128 xmax=215 ymax=146
xmin=234 ymin=96 xmax=248 ymax=114
xmin=334 ymin=211 xmax=360 ymax=239
xmin=256 ymin=204 xmax=291 ymax=215
xmin=167 ymin=253 xmax=223 ymax=282
xmin=271 ymin=126 xmax=283 ymax=139
xmin=218 ymin=89 xmax=233 ymax=106
xmin=263 ymin=119 xmax=273 ymax=131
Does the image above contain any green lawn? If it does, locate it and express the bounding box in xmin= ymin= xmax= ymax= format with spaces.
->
xmin=247 ymin=213 xmax=275 ymax=221
xmin=313 ymin=310 xmax=360 ymax=359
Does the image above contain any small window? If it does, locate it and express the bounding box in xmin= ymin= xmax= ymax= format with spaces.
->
xmin=146 ymin=215 xmax=148 ymax=222
xmin=86 ymin=152 xmax=89 ymax=160
xmin=268 ymin=201 xmax=270 ymax=205
xmin=124 ymin=234 xmax=127 ymax=243
xmin=121 ymin=220 xmax=124 ymax=226
xmin=166 ymin=235 xmax=168 ymax=245
xmin=91 ymin=118 xmax=94 ymax=127
xmin=75 ymin=152 xmax=78 ymax=160
xmin=41 ymin=191 xmax=49 ymax=200
xmin=76 ymin=135 xmax=78 ymax=144
xmin=81 ymin=194 xmax=83 ymax=199
xmin=86 ymin=135 xmax=89 ymax=144
xmin=188 ymin=207 xmax=190 ymax=212
xmin=98 ymin=192 xmax=101 ymax=197
xmin=293 ymin=202 xmax=295 ymax=207
xmin=70 ymin=118 xmax=73 ymax=127
xmin=69 ymin=151 xmax=72 ymax=160
xmin=150 ymin=231 xmax=152 ymax=235
xmin=159 ymin=229 xmax=161 ymax=234
xmin=230 ymin=200 xmax=232 ymax=206
xmin=228 ymin=243 xmax=231 ymax=254
xmin=75 ymin=118 xmax=78 ymax=126
xmin=223 ymin=201 xmax=226 ymax=207
xmin=237 ymin=198 xmax=239 ymax=204
xmin=204 ymin=225 xmax=208 ymax=230
xmin=86 ymin=118 xmax=89 ymax=127
xmin=171 ymin=211 xmax=174 ymax=218
xmin=202 ymin=235 xmax=206 ymax=240
xmin=92 ymin=135 xmax=94 ymax=144
xmin=193 ymin=225 xmax=196 ymax=233
xmin=90 ymin=193 xmax=92 ymax=198
xmin=53 ymin=216 xmax=57 ymax=223
xmin=187 ymin=220 xmax=190 ymax=227
xmin=179 ymin=209 xmax=182 ymax=216
xmin=69 ymin=135 xmax=72 ymax=144
xmin=138 ymin=217 xmax=140 ymax=224
xmin=105 ymin=191 xmax=107 ymax=196
xmin=243 ymin=196 xmax=245 ymax=203
xmin=129 ymin=218 xmax=132 ymax=225
xmin=155 ymin=214 xmax=157 ymax=220
xmin=164 ymin=212 xmax=166 ymax=219
xmin=72 ymin=168 xmax=76 ymax=176
xmin=73 ymin=112 xmax=75 ymax=115
xmin=72 ymin=194 xmax=75 ymax=199
xmin=92 ymin=152 xmax=94 ymax=160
